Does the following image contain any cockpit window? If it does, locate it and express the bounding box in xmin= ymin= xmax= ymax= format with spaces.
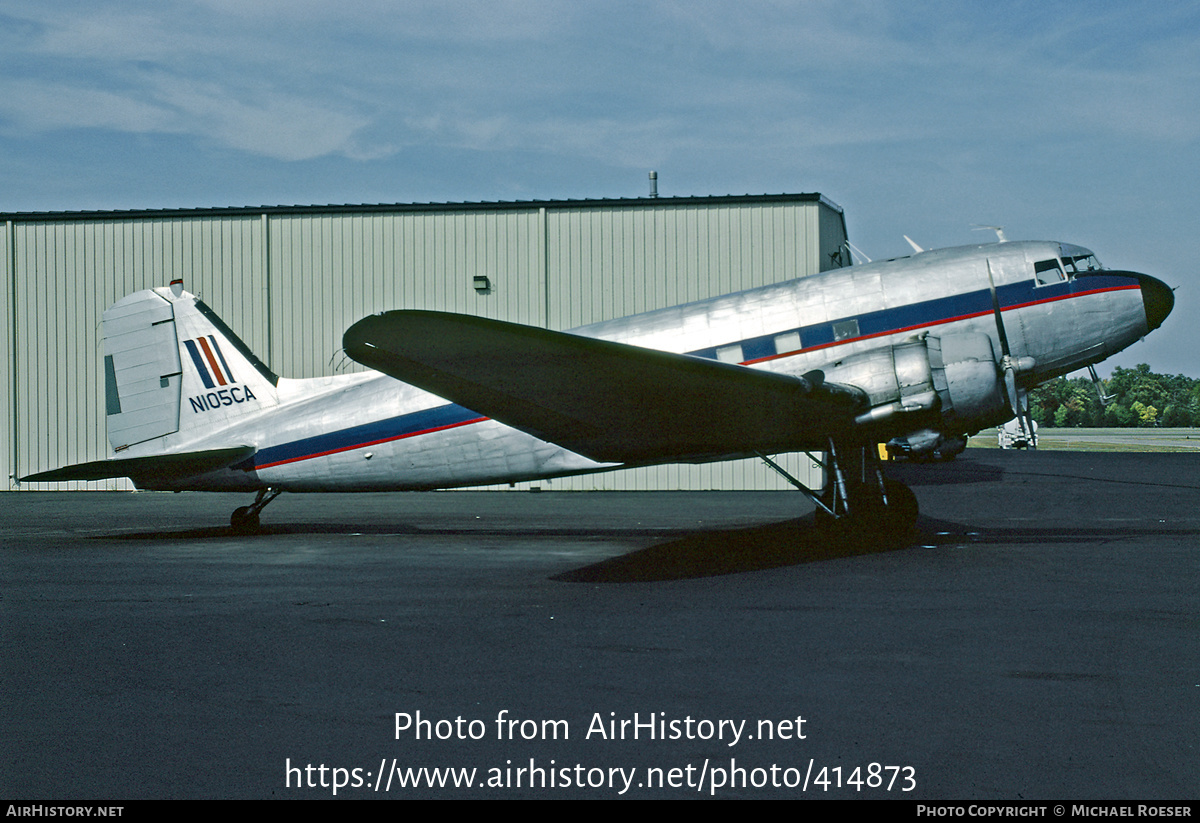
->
xmin=1033 ymin=258 xmax=1066 ymax=286
xmin=1062 ymin=254 xmax=1102 ymax=274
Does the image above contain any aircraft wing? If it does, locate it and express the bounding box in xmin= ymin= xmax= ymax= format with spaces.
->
xmin=20 ymin=446 xmax=256 ymax=485
xmin=343 ymin=311 xmax=864 ymax=464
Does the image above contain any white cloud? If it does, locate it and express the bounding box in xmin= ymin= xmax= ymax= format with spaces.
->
xmin=0 ymin=79 xmax=173 ymax=134
xmin=0 ymin=73 xmax=374 ymax=162
xmin=1 ymin=1 xmax=1197 ymax=174
xmin=145 ymin=75 xmax=372 ymax=161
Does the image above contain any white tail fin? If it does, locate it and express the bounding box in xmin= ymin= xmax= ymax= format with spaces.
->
xmin=104 ymin=285 xmax=278 ymax=451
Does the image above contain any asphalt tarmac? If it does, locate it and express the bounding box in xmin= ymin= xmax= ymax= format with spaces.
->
xmin=2 ymin=450 xmax=1197 ymax=799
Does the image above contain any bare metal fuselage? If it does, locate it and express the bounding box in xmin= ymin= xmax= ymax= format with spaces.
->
xmin=133 ymin=240 xmax=1168 ymax=492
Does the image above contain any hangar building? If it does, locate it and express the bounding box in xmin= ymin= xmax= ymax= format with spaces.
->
xmin=3 ymin=192 xmax=848 ymax=492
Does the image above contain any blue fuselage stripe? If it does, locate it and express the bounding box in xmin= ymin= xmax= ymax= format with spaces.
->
xmin=250 ymin=404 xmax=486 ymax=469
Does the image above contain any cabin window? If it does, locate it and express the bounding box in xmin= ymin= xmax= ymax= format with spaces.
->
xmin=1033 ymin=259 xmax=1066 ymax=286
xmin=716 ymin=344 xmax=743 ymax=364
xmin=774 ymin=331 xmax=802 ymax=355
xmin=832 ymin=319 xmax=860 ymax=341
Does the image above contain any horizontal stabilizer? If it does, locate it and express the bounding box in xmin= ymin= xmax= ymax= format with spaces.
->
xmin=20 ymin=446 xmax=256 ymax=484
xmin=344 ymin=311 xmax=860 ymax=464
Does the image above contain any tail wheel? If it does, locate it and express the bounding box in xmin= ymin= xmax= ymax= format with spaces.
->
xmin=228 ymin=487 xmax=282 ymax=532
xmin=230 ymin=506 xmax=260 ymax=533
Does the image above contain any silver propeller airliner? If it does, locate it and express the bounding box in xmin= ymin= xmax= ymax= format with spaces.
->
xmin=22 ymin=239 xmax=1173 ymax=532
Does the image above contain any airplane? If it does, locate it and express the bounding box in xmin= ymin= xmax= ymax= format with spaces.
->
xmin=20 ymin=239 xmax=1173 ymax=533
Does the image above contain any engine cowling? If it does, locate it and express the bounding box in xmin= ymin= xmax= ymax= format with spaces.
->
xmin=930 ymin=332 xmax=1011 ymax=432
xmin=819 ymin=332 xmax=1010 ymax=437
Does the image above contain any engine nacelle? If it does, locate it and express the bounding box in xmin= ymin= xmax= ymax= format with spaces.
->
xmin=886 ymin=429 xmax=968 ymax=461
xmin=820 ymin=332 xmax=1010 ymax=436
xmin=929 ymin=332 xmax=1011 ymax=432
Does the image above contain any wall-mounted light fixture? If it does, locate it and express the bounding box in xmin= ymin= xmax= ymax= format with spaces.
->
xmin=473 ymin=275 xmax=491 ymax=292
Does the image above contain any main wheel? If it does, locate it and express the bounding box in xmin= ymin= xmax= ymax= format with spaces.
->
xmin=880 ymin=478 xmax=919 ymax=532
xmin=815 ymin=478 xmax=918 ymax=538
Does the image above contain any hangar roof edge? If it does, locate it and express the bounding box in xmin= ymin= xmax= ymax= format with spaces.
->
xmin=0 ymin=192 xmax=841 ymax=223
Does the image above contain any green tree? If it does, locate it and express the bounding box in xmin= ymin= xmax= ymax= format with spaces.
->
xmin=1030 ymin=376 xmax=1102 ymax=427
xmin=1130 ymin=401 xmax=1158 ymax=426
xmin=1031 ymin=365 xmax=1200 ymax=427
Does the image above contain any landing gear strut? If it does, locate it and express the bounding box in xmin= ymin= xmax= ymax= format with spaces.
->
xmin=230 ymin=487 xmax=282 ymax=533
xmin=758 ymin=440 xmax=918 ymax=535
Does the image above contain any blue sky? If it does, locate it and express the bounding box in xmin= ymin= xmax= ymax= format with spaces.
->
xmin=2 ymin=0 xmax=1196 ymax=375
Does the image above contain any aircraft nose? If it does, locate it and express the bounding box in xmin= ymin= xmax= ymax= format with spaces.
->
xmin=1138 ymin=273 xmax=1174 ymax=332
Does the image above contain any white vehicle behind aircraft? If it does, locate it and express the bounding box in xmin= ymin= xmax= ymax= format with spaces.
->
xmin=998 ymin=418 xmax=1039 ymax=449
xmin=22 ymin=240 xmax=1173 ymax=532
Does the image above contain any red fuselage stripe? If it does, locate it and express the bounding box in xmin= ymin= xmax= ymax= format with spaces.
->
xmin=254 ymin=416 xmax=488 ymax=469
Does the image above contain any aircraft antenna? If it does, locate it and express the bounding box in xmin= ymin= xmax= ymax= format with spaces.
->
xmin=843 ymin=241 xmax=871 ymax=264
xmin=903 ymin=236 xmax=924 ymax=253
xmin=329 ymin=349 xmax=357 ymax=373
xmin=972 ymin=225 xmax=1007 ymax=243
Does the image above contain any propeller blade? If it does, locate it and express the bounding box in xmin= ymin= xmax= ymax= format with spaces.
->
xmin=1004 ymin=364 xmax=1020 ymax=417
xmin=986 ymin=259 xmax=1012 ymax=358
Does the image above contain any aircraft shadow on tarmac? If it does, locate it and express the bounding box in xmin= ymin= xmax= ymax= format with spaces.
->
xmin=94 ymin=513 xmax=934 ymax=579
xmin=552 ymin=515 xmax=1200 ymax=583
xmin=91 ymin=501 xmax=1197 ymax=585
xmin=552 ymin=515 xmax=918 ymax=582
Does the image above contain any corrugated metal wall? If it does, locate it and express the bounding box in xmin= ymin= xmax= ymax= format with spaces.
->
xmin=535 ymin=200 xmax=831 ymax=491
xmin=3 ymin=195 xmax=846 ymax=492
xmin=3 ymin=221 xmax=13 ymax=490
xmin=267 ymin=209 xmax=548 ymax=377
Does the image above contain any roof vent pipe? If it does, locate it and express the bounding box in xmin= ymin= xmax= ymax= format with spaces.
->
xmin=648 ymin=171 xmax=658 ymax=198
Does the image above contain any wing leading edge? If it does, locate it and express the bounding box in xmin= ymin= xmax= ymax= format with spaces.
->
xmin=343 ymin=311 xmax=862 ymax=465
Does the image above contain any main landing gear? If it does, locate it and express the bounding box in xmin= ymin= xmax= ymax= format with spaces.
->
xmin=230 ymin=487 xmax=282 ymax=533
xmin=758 ymin=440 xmax=919 ymax=536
